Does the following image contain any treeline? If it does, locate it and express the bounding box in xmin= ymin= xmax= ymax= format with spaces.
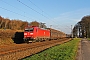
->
xmin=0 ymin=16 xmax=47 ymax=30
xmin=73 ymin=15 xmax=90 ymax=38
xmin=0 ymin=16 xmax=28 ymax=30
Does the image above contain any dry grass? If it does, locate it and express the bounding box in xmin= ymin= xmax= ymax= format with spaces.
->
xmin=0 ymin=29 xmax=23 ymax=45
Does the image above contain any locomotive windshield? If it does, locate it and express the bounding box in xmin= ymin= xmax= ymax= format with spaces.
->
xmin=25 ymin=28 xmax=34 ymax=32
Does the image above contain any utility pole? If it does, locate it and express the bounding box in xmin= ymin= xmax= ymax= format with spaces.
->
xmin=50 ymin=25 xmax=52 ymax=39
xmin=71 ymin=25 xmax=73 ymax=38
xmin=50 ymin=25 xmax=52 ymax=28
xmin=40 ymin=22 xmax=46 ymax=28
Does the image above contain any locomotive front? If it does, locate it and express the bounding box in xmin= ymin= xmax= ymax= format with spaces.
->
xmin=24 ymin=27 xmax=35 ymax=42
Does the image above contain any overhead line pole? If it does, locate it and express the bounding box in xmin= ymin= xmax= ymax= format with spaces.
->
xmin=71 ymin=25 xmax=73 ymax=38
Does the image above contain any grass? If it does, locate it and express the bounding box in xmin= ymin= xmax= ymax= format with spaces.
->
xmin=0 ymin=38 xmax=14 ymax=45
xmin=87 ymin=38 xmax=90 ymax=40
xmin=23 ymin=38 xmax=81 ymax=60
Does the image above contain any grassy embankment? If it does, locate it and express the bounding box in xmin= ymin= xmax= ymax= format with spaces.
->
xmin=0 ymin=29 xmax=23 ymax=45
xmin=23 ymin=38 xmax=81 ymax=60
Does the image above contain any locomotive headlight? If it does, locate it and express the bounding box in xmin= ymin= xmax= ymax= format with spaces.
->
xmin=30 ymin=33 xmax=33 ymax=35
xmin=24 ymin=33 xmax=27 ymax=35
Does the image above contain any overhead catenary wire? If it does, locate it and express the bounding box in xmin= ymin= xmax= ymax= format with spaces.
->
xmin=1 ymin=0 xmax=55 ymax=22
xmin=17 ymin=0 xmax=50 ymax=19
xmin=0 ymin=6 xmax=34 ymax=20
xmin=0 ymin=0 xmax=25 ymax=13
xmin=27 ymin=0 xmax=61 ymax=26
xmin=17 ymin=0 xmax=60 ymax=28
xmin=28 ymin=0 xmax=62 ymax=28
xmin=28 ymin=0 xmax=43 ymax=13
xmin=0 ymin=0 xmax=41 ymax=21
xmin=28 ymin=0 xmax=52 ymax=19
xmin=17 ymin=0 xmax=63 ymax=31
xmin=0 ymin=0 xmax=63 ymax=31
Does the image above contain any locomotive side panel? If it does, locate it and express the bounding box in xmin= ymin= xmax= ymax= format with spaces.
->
xmin=36 ymin=28 xmax=50 ymax=40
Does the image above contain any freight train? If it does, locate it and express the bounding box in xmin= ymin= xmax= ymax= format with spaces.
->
xmin=23 ymin=26 xmax=66 ymax=43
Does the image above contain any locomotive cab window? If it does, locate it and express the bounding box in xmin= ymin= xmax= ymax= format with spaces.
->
xmin=25 ymin=28 xmax=34 ymax=32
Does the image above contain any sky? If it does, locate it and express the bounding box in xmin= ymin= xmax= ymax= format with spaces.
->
xmin=0 ymin=0 xmax=90 ymax=34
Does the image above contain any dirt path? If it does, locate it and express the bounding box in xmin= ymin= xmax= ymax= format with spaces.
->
xmin=77 ymin=38 xmax=90 ymax=60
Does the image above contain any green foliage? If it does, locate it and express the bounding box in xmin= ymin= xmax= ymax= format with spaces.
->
xmin=23 ymin=38 xmax=80 ymax=60
xmin=73 ymin=15 xmax=90 ymax=38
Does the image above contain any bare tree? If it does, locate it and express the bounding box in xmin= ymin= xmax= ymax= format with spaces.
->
xmin=73 ymin=15 xmax=90 ymax=38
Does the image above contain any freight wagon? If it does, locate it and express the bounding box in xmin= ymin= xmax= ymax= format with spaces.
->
xmin=47 ymin=28 xmax=66 ymax=39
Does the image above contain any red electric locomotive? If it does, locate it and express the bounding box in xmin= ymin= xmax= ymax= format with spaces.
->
xmin=24 ymin=26 xmax=50 ymax=42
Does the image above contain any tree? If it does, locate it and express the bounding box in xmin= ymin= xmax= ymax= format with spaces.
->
xmin=0 ymin=16 xmax=4 ymax=28
xmin=73 ymin=15 xmax=90 ymax=38
xmin=0 ymin=16 xmax=28 ymax=30
xmin=29 ymin=21 xmax=39 ymax=27
xmin=29 ymin=21 xmax=47 ymax=28
xmin=4 ymin=18 xmax=10 ymax=29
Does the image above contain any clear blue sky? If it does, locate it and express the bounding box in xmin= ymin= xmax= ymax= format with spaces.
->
xmin=0 ymin=0 xmax=90 ymax=34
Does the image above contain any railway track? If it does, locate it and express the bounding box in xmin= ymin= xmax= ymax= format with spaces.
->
xmin=0 ymin=38 xmax=71 ymax=60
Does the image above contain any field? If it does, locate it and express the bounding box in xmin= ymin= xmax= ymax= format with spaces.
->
xmin=23 ymin=38 xmax=80 ymax=60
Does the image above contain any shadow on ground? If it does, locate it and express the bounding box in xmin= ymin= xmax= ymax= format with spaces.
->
xmin=12 ymin=32 xmax=24 ymax=44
